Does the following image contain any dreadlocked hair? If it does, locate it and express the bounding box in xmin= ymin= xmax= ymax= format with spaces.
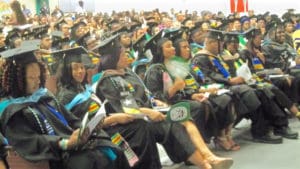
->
xmin=1 ymin=60 xmax=47 ymax=98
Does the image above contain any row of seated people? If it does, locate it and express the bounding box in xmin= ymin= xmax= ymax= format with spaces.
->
xmin=1 ymin=24 xmax=300 ymax=169
xmin=0 ymin=33 xmax=235 ymax=169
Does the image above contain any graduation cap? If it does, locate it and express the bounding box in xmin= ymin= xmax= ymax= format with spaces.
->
xmin=50 ymin=46 xmax=94 ymax=74
xmin=224 ymin=32 xmax=240 ymax=43
xmin=75 ymin=31 xmax=91 ymax=47
xmin=132 ymin=33 xmax=147 ymax=52
xmin=51 ymin=31 xmax=70 ymax=50
xmin=107 ymin=19 xmax=120 ymax=29
xmin=144 ymin=29 xmax=163 ymax=56
xmin=71 ymin=21 xmax=87 ymax=37
xmin=243 ymin=27 xmax=261 ymax=39
xmin=34 ymin=28 xmax=49 ymax=39
xmin=240 ymin=16 xmax=250 ymax=24
xmin=91 ymin=34 xmax=120 ymax=56
xmin=5 ymin=29 xmax=21 ymax=48
xmin=20 ymin=39 xmax=41 ymax=48
xmin=0 ymin=44 xmax=39 ymax=65
xmin=206 ymin=29 xmax=225 ymax=41
xmin=146 ymin=21 xmax=159 ymax=35
xmin=182 ymin=17 xmax=192 ymax=26
xmin=128 ymin=23 xmax=142 ymax=32
xmin=163 ymin=28 xmax=184 ymax=42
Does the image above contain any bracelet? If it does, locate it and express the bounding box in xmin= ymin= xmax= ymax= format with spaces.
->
xmin=59 ymin=139 xmax=69 ymax=150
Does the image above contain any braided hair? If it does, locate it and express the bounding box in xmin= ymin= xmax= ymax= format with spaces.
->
xmin=1 ymin=58 xmax=46 ymax=98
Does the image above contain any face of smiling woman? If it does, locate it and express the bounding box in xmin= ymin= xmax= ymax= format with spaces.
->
xmin=162 ymin=40 xmax=176 ymax=61
xmin=71 ymin=62 xmax=86 ymax=83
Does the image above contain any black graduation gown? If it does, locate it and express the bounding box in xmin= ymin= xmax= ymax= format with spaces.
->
xmin=57 ymin=85 xmax=158 ymax=169
xmin=96 ymin=69 xmax=196 ymax=163
xmin=262 ymin=41 xmax=296 ymax=72
xmin=0 ymin=90 xmax=128 ymax=169
xmin=240 ymin=49 xmax=300 ymax=103
xmin=144 ymin=62 xmax=233 ymax=141
xmin=220 ymin=52 xmax=290 ymax=130
xmin=191 ymin=50 xmax=261 ymax=116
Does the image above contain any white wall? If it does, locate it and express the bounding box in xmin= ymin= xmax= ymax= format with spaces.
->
xmin=17 ymin=0 xmax=300 ymax=16
xmin=93 ymin=0 xmax=300 ymax=15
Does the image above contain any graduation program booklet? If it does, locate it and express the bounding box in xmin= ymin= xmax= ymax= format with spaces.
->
xmin=79 ymin=101 xmax=107 ymax=137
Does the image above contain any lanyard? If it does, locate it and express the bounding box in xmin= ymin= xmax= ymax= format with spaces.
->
xmin=29 ymin=106 xmax=55 ymax=135
xmin=46 ymin=103 xmax=69 ymax=126
xmin=209 ymin=55 xmax=231 ymax=79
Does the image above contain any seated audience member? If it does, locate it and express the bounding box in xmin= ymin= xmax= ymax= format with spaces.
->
xmin=94 ymin=35 xmax=233 ymax=169
xmin=56 ymin=47 xmax=162 ymax=169
xmin=0 ymin=45 xmax=130 ymax=169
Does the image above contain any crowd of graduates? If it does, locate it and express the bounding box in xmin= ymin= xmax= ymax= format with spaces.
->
xmin=1 ymin=0 xmax=300 ymax=169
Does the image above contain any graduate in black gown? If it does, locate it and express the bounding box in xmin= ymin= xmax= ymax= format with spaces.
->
xmin=240 ymin=28 xmax=300 ymax=114
xmin=0 ymin=45 xmax=130 ymax=169
xmin=191 ymin=29 xmax=292 ymax=144
xmin=220 ymin=32 xmax=299 ymax=140
xmin=172 ymin=38 xmax=239 ymax=151
xmin=94 ymin=34 xmax=233 ymax=169
xmin=56 ymin=47 xmax=161 ymax=169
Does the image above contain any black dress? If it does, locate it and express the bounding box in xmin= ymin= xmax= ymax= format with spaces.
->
xmin=0 ymin=88 xmax=129 ymax=169
xmin=57 ymin=84 xmax=161 ymax=169
xmin=96 ymin=69 xmax=197 ymax=163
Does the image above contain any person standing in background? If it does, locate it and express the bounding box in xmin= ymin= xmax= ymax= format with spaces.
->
xmin=76 ymin=0 xmax=86 ymax=14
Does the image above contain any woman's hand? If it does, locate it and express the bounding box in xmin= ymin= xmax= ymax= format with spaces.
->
xmin=153 ymin=99 xmax=169 ymax=107
xmin=68 ymin=128 xmax=90 ymax=149
xmin=139 ymin=108 xmax=166 ymax=122
xmin=112 ymin=113 xmax=135 ymax=124
xmin=229 ymin=77 xmax=245 ymax=85
xmin=191 ymin=93 xmax=208 ymax=102
xmin=173 ymin=77 xmax=186 ymax=91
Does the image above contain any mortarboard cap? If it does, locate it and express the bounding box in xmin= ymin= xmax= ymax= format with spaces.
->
xmin=107 ymin=19 xmax=120 ymax=29
xmin=91 ymin=34 xmax=120 ymax=56
xmin=50 ymin=46 xmax=93 ymax=71
xmin=75 ymin=31 xmax=91 ymax=47
xmin=35 ymin=28 xmax=49 ymax=39
xmin=51 ymin=31 xmax=70 ymax=50
xmin=206 ymin=29 xmax=225 ymax=41
xmin=243 ymin=27 xmax=261 ymax=39
xmin=71 ymin=21 xmax=87 ymax=36
xmin=144 ymin=29 xmax=163 ymax=55
xmin=5 ymin=29 xmax=21 ymax=48
xmin=163 ymin=28 xmax=184 ymax=42
xmin=240 ymin=16 xmax=250 ymax=24
xmin=128 ymin=23 xmax=142 ymax=32
xmin=132 ymin=33 xmax=147 ymax=52
xmin=20 ymin=39 xmax=41 ymax=48
xmin=0 ymin=44 xmax=39 ymax=65
xmin=182 ymin=17 xmax=192 ymax=26
xmin=224 ymin=32 xmax=240 ymax=43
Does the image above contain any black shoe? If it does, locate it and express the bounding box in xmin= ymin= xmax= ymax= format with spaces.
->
xmin=253 ymin=131 xmax=283 ymax=144
xmin=274 ymin=127 xmax=298 ymax=139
